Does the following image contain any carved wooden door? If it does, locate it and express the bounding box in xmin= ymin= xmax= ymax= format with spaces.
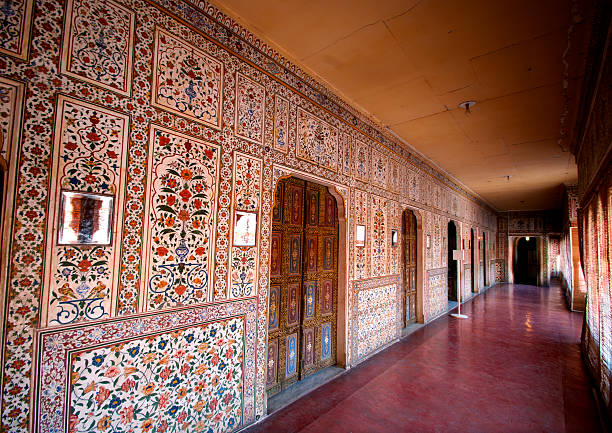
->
xmin=266 ymin=178 xmax=338 ymax=397
xmin=403 ymin=210 xmax=417 ymax=325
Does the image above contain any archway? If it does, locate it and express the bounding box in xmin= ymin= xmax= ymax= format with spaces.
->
xmin=402 ymin=209 xmax=420 ymax=326
xmin=265 ymin=174 xmax=347 ymax=406
xmin=447 ymin=220 xmax=458 ymax=302
xmin=513 ymin=237 xmax=539 ymax=285
xmin=471 ymin=228 xmax=476 ymax=293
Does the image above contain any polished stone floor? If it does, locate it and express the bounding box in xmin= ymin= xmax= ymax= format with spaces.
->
xmin=245 ymin=283 xmax=602 ymax=433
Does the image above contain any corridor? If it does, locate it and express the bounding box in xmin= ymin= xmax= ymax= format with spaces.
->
xmin=247 ymin=284 xmax=602 ymax=433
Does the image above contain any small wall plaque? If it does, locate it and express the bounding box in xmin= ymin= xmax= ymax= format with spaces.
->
xmin=233 ymin=210 xmax=257 ymax=246
xmin=355 ymin=225 xmax=366 ymax=247
xmin=58 ymin=191 xmax=114 ymax=245
xmin=391 ymin=229 xmax=398 ymax=246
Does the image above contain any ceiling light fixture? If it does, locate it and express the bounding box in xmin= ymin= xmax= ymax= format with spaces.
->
xmin=458 ymin=100 xmax=476 ymax=115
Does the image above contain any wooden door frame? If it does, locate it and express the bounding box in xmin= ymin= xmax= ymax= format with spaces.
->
xmin=401 ymin=206 xmax=424 ymax=324
xmin=267 ymin=166 xmax=349 ymax=383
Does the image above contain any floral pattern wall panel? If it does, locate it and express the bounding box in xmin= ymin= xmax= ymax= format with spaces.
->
xmin=41 ymin=95 xmax=130 ymax=326
xmin=296 ymin=107 xmax=338 ymax=172
xmin=353 ymin=138 xmax=370 ymax=183
xmin=354 ymin=189 xmax=368 ymax=279
xmin=61 ymin=0 xmax=135 ymax=96
xmin=34 ymin=299 xmax=257 ymax=433
xmin=273 ymin=94 xmax=290 ymax=154
xmin=141 ymin=125 xmax=220 ymax=310
xmin=389 ymin=159 xmax=400 ymax=193
xmin=0 ymin=0 xmax=33 ymax=60
xmin=371 ymin=149 xmax=388 ymax=189
xmin=235 ymin=72 xmax=265 ymax=144
xmin=388 ymin=200 xmax=400 ymax=275
xmin=151 ymin=27 xmax=223 ymax=129
xmin=68 ymin=318 xmax=244 ymax=433
xmin=339 ymin=132 xmax=352 ymax=176
xmin=229 ymin=152 xmax=262 ymax=299
xmin=352 ymin=277 xmax=399 ymax=361
xmin=371 ymin=195 xmax=388 ymax=277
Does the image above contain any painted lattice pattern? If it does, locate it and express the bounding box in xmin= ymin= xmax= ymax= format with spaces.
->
xmin=152 ymin=27 xmax=223 ymax=128
xmin=296 ymin=107 xmax=338 ymax=172
xmin=43 ymin=96 xmax=130 ymax=326
xmin=142 ymin=125 xmax=220 ymax=309
xmin=235 ymin=72 xmax=265 ymax=144
xmin=61 ymin=0 xmax=135 ymax=95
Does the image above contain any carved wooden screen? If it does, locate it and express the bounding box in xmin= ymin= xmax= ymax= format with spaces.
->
xmin=403 ymin=209 xmax=417 ymax=325
xmin=267 ymin=177 xmax=338 ymax=396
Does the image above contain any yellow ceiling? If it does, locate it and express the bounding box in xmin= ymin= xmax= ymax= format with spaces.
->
xmin=210 ymin=0 xmax=591 ymax=211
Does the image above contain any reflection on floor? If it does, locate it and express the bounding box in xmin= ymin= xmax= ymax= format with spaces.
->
xmin=266 ymin=366 xmax=346 ymax=414
xmin=245 ymin=283 xmax=602 ymax=433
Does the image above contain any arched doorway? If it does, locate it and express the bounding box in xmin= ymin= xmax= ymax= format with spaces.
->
xmin=402 ymin=209 xmax=418 ymax=326
xmin=482 ymin=232 xmax=487 ymax=287
xmin=447 ymin=221 xmax=458 ymax=301
xmin=470 ymin=228 xmax=476 ymax=292
xmin=513 ymin=237 xmax=539 ymax=285
xmin=266 ymin=177 xmax=339 ymax=398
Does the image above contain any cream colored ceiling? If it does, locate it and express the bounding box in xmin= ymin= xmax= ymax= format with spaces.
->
xmin=211 ymin=0 xmax=589 ymax=211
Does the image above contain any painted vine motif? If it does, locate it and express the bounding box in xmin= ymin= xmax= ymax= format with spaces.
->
xmin=273 ymin=95 xmax=289 ymax=153
xmin=229 ymin=153 xmax=262 ymax=299
xmin=339 ymin=132 xmax=351 ymax=176
xmin=152 ymin=27 xmax=223 ymax=128
xmin=296 ymin=107 xmax=338 ymax=172
xmin=50 ymin=246 xmax=111 ymax=325
xmin=0 ymin=0 xmax=32 ymax=59
xmin=235 ymin=72 xmax=265 ymax=144
xmin=354 ymin=139 xmax=370 ymax=183
xmin=46 ymin=96 xmax=129 ymax=326
xmin=144 ymin=126 xmax=220 ymax=309
xmin=69 ymin=317 xmax=244 ymax=433
xmin=371 ymin=149 xmax=388 ymax=189
xmin=371 ymin=196 xmax=387 ymax=277
xmin=229 ymin=248 xmax=257 ymax=298
xmin=61 ymin=0 xmax=135 ymax=95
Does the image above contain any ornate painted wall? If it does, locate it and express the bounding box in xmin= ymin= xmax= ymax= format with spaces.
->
xmin=0 ymin=0 xmax=498 ymax=430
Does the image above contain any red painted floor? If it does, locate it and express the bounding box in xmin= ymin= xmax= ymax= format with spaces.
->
xmin=245 ymin=283 xmax=602 ymax=433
